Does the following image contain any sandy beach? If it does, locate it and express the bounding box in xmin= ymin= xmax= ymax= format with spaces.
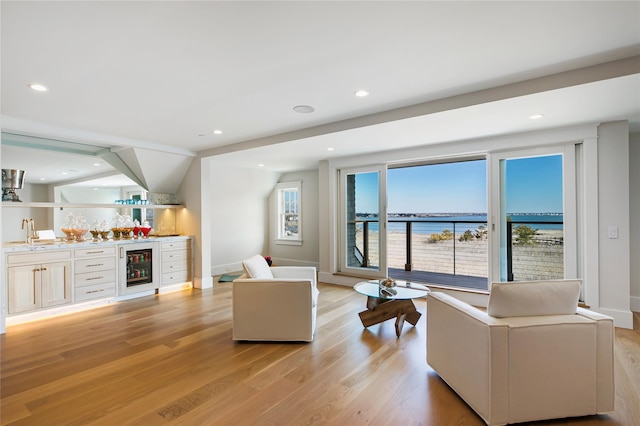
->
xmin=357 ymin=229 xmax=564 ymax=281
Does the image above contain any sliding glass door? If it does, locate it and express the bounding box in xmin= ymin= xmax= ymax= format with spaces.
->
xmin=336 ymin=144 xmax=578 ymax=289
xmin=490 ymin=146 xmax=577 ymax=282
xmin=340 ymin=165 xmax=387 ymax=278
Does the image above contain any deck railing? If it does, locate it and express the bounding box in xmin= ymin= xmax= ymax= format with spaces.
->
xmin=352 ymin=218 xmax=564 ymax=287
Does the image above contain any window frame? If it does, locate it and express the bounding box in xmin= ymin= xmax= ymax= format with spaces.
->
xmin=275 ymin=181 xmax=302 ymax=246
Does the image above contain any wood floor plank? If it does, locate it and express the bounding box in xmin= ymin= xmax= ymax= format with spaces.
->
xmin=1 ymin=282 xmax=638 ymax=425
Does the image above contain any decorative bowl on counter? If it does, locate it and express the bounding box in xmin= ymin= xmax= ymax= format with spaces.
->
xmin=61 ymin=227 xmax=75 ymax=242
xmin=72 ymin=227 xmax=89 ymax=242
xmin=111 ymin=228 xmax=121 ymax=239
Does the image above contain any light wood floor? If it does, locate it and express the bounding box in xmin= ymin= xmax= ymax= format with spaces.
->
xmin=1 ymin=283 xmax=639 ymax=425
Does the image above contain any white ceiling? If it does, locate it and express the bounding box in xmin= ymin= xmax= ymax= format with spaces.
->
xmin=1 ymin=1 xmax=639 ymax=184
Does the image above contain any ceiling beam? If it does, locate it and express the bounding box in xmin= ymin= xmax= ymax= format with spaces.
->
xmin=198 ymin=55 xmax=640 ymax=159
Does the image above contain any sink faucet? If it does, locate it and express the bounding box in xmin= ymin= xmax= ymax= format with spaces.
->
xmin=21 ymin=218 xmax=37 ymax=244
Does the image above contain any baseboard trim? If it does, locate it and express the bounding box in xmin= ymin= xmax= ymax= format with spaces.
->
xmin=630 ymin=295 xmax=640 ymax=313
xmin=599 ymin=307 xmax=634 ymax=329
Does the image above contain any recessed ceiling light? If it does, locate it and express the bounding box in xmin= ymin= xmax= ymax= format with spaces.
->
xmin=28 ymin=83 xmax=48 ymax=92
xmin=39 ymin=177 xmax=46 ymax=181
xmin=258 ymin=164 xmax=265 ymax=167
xmin=327 ymin=147 xmax=335 ymax=151
xmin=61 ymin=172 xmax=68 ymax=175
xmin=213 ymin=129 xmax=223 ymax=135
xmin=529 ymin=114 xmax=544 ymax=120
xmin=293 ymin=105 xmax=315 ymax=114
xmin=93 ymin=188 xmax=99 ymax=191
xmin=93 ymin=163 xmax=101 ymax=166
xmin=355 ymin=90 xmax=369 ymax=97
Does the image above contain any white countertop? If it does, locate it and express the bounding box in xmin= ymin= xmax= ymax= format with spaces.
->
xmin=3 ymin=235 xmax=191 ymax=253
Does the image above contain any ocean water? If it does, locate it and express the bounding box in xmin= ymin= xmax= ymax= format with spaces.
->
xmin=358 ymin=214 xmax=563 ymax=234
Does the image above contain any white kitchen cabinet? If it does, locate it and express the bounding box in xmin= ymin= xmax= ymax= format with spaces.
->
xmin=160 ymin=240 xmax=191 ymax=286
xmin=74 ymin=246 xmax=117 ymax=302
xmin=7 ymin=251 xmax=72 ymax=314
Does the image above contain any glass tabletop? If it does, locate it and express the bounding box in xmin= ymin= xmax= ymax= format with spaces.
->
xmin=354 ymin=280 xmax=430 ymax=300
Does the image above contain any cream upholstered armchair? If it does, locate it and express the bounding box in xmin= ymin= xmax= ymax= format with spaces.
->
xmin=426 ymin=280 xmax=614 ymax=426
xmin=232 ymin=254 xmax=318 ymax=342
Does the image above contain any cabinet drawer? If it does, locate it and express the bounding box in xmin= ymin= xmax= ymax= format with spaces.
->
xmin=162 ymin=270 xmax=190 ymax=285
xmin=75 ymin=282 xmax=116 ymax=301
xmin=75 ymin=246 xmax=117 ymax=258
xmin=162 ymin=250 xmax=189 ymax=263
xmin=75 ymin=269 xmax=117 ymax=287
xmin=162 ymin=259 xmax=189 ymax=274
xmin=161 ymin=240 xmax=189 ymax=250
xmin=75 ymin=256 xmax=116 ymax=273
xmin=7 ymin=250 xmax=71 ymax=266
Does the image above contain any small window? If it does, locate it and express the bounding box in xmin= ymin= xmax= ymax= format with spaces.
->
xmin=275 ymin=181 xmax=302 ymax=245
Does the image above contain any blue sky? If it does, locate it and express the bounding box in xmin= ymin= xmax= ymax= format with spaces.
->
xmin=505 ymin=155 xmax=563 ymax=213
xmin=355 ymin=156 xmax=563 ymax=214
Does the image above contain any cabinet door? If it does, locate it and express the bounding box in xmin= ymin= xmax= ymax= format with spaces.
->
xmin=8 ymin=264 xmax=40 ymax=314
xmin=41 ymin=261 xmax=71 ymax=308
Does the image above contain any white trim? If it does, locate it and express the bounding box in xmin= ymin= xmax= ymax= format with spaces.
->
xmin=563 ymin=145 xmax=578 ymax=279
xmin=275 ymin=239 xmax=302 ymax=246
xmin=274 ymin=181 xmax=302 ymax=243
xmin=211 ymin=262 xmax=243 ymax=277
xmin=631 ymin=295 xmax=640 ymax=313
xmin=582 ymin=137 xmax=600 ymax=310
xmin=598 ymin=307 xmax=633 ymax=329
xmin=490 ymin=145 xmax=574 ymax=282
xmin=338 ymin=164 xmax=387 ymax=279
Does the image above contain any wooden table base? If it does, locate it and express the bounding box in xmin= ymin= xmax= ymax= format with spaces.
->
xmin=358 ymin=296 xmax=422 ymax=337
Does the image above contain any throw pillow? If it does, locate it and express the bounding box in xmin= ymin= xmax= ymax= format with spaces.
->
xmin=242 ymin=254 xmax=274 ymax=279
xmin=487 ymin=279 xmax=581 ymax=318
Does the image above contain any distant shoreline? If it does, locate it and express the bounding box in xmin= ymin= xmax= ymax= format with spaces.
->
xmin=388 ymin=212 xmax=562 ymax=217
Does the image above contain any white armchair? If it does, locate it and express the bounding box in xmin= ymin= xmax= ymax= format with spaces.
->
xmin=426 ymin=280 xmax=614 ymax=426
xmin=232 ymin=255 xmax=318 ymax=342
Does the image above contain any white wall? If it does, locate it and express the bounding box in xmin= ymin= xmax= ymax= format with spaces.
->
xmin=3 ymin=183 xmax=50 ymax=241
xmin=207 ymin=160 xmax=280 ymax=275
xmin=629 ymin=132 xmax=639 ymax=312
xmin=177 ymin=156 xmax=213 ymax=289
xmin=597 ymin=122 xmax=631 ymax=326
xmin=268 ymin=170 xmax=320 ymax=267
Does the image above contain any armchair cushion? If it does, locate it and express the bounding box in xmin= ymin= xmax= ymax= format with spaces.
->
xmin=487 ymin=279 xmax=581 ymax=318
xmin=242 ymin=254 xmax=273 ymax=279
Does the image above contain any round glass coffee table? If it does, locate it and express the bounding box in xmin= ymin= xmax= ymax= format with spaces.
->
xmin=354 ymin=280 xmax=430 ymax=337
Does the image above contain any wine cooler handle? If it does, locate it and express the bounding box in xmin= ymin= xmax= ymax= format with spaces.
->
xmin=120 ymin=246 xmax=124 ymax=258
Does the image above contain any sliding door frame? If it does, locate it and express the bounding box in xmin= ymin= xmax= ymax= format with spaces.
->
xmin=338 ymin=164 xmax=388 ymax=279
xmin=489 ymin=144 xmax=578 ymax=284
